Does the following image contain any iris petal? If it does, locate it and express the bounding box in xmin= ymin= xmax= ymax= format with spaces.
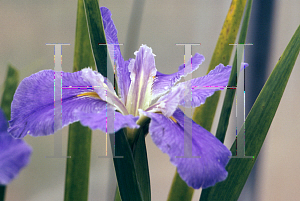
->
xmin=0 ymin=109 xmax=32 ymax=185
xmin=9 ymin=70 xmax=107 ymax=138
xmin=100 ymin=7 xmax=131 ymax=103
xmin=81 ymin=68 xmax=128 ymax=114
xmin=152 ymin=53 xmax=205 ymax=100
xmin=140 ymin=108 xmax=231 ymax=189
xmin=179 ymin=63 xmax=232 ymax=108
xmin=76 ymin=107 xmax=139 ymax=133
xmin=126 ymin=45 xmax=157 ymax=116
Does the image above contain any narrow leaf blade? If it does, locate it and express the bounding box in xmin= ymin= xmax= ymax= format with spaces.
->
xmin=83 ymin=0 xmax=108 ymax=77
xmin=133 ymin=118 xmax=151 ymax=201
xmin=83 ymin=0 xmax=117 ymax=92
xmin=111 ymin=129 xmax=144 ymax=201
xmin=1 ymin=65 xmax=19 ymax=120
xmin=64 ymin=0 xmax=94 ymax=200
xmin=200 ymin=25 xmax=300 ymax=201
xmin=216 ymin=0 xmax=253 ymax=143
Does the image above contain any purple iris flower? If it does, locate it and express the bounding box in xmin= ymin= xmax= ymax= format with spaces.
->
xmin=0 ymin=108 xmax=32 ymax=185
xmin=8 ymin=7 xmax=232 ymax=189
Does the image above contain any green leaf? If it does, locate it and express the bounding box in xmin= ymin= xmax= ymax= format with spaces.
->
xmin=216 ymin=0 xmax=252 ymax=144
xmin=1 ymin=65 xmax=19 ymax=120
xmin=82 ymin=1 xmax=147 ymax=200
xmin=200 ymin=25 xmax=300 ymax=201
xmin=113 ymin=116 xmax=151 ymax=201
xmin=167 ymin=171 xmax=194 ymax=201
xmin=64 ymin=0 xmax=94 ymax=201
xmin=0 ymin=65 xmax=19 ymax=201
xmin=193 ymin=0 xmax=247 ymax=131
xmin=83 ymin=0 xmax=118 ymax=92
xmin=111 ymin=129 xmax=144 ymax=201
xmin=133 ymin=118 xmax=151 ymax=201
xmin=0 ymin=185 xmax=5 ymax=201
xmin=83 ymin=1 xmax=108 ymax=75
xmin=168 ymin=0 xmax=247 ymax=200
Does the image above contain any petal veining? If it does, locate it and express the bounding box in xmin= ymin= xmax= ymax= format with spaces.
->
xmin=126 ymin=45 xmax=157 ymax=116
xmin=100 ymin=7 xmax=131 ymax=103
xmin=76 ymin=107 xmax=139 ymax=133
xmin=81 ymin=68 xmax=128 ymax=114
xmin=179 ymin=63 xmax=232 ymax=108
xmin=152 ymin=53 xmax=205 ymax=100
xmin=141 ymin=108 xmax=231 ymax=189
xmin=9 ymin=69 xmax=108 ymax=138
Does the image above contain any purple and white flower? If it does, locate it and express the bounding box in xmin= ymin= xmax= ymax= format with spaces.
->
xmin=0 ymin=109 xmax=32 ymax=185
xmin=8 ymin=7 xmax=232 ymax=189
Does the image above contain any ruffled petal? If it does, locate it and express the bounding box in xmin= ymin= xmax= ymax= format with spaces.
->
xmin=179 ymin=63 xmax=232 ymax=108
xmin=100 ymin=7 xmax=131 ymax=102
xmin=76 ymin=107 xmax=139 ymax=133
xmin=126 ymin=45 xmax=157 ymax=116
xmin=0 ymin=109 xmax=32 ymax=185
xmin=141 ymin=108 xmax=231 ymax=189
xmin=152 ymin=53 xmax=205 ymax=100
xmin=8 ymin=70 xmax=108 ymax=138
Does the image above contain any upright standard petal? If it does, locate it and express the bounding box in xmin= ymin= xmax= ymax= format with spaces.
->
xmin=179 ymin=63 xmax=232 ymax=108
xmin=100 ymin=7 xmax=131 ymax=102
xmin=126 ymin=45 xmax=157 ymax=116
xmin=76 ymin=107 xmax=139 ymax=133
xmin=141 ymin=109 xmax=231 ymax=189
xmin=9 ymin=70 xmax=107 ymax=138
xmin=152 ymin=53 xmax=205 ymax=100
xmin=0 ymin=109 xmax=32 ymax=185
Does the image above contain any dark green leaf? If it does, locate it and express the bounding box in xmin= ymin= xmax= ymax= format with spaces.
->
xmin=111 ymin=129 xmax=144 ymax=201
xmin=83 ymin=0 xmax=117 ymax=92
xmin=200 ymin=24 xmax=300 ymax=201
xmin=1 ymin=65 xmax=19 ymax=120
xmin=83 ymin=0 xmax=108 ymax=76
xmin=133 ymin=118 xmax=151 ymax=201
xmin=113 ymin=116 xmax=151 ymax=201
xmin=0 ymin=185 xmax=5 ymax=201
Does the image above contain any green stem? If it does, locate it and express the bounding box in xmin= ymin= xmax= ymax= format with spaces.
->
xmin=167 ymin=171 xmax=194 ymax=201
xmin=64 ymin=123 xmax=92 ymax=201
xmin=114 ymin=116 xmax=151 ymax=201
xmin=0 ymin=186 xmax=6 ymax=201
